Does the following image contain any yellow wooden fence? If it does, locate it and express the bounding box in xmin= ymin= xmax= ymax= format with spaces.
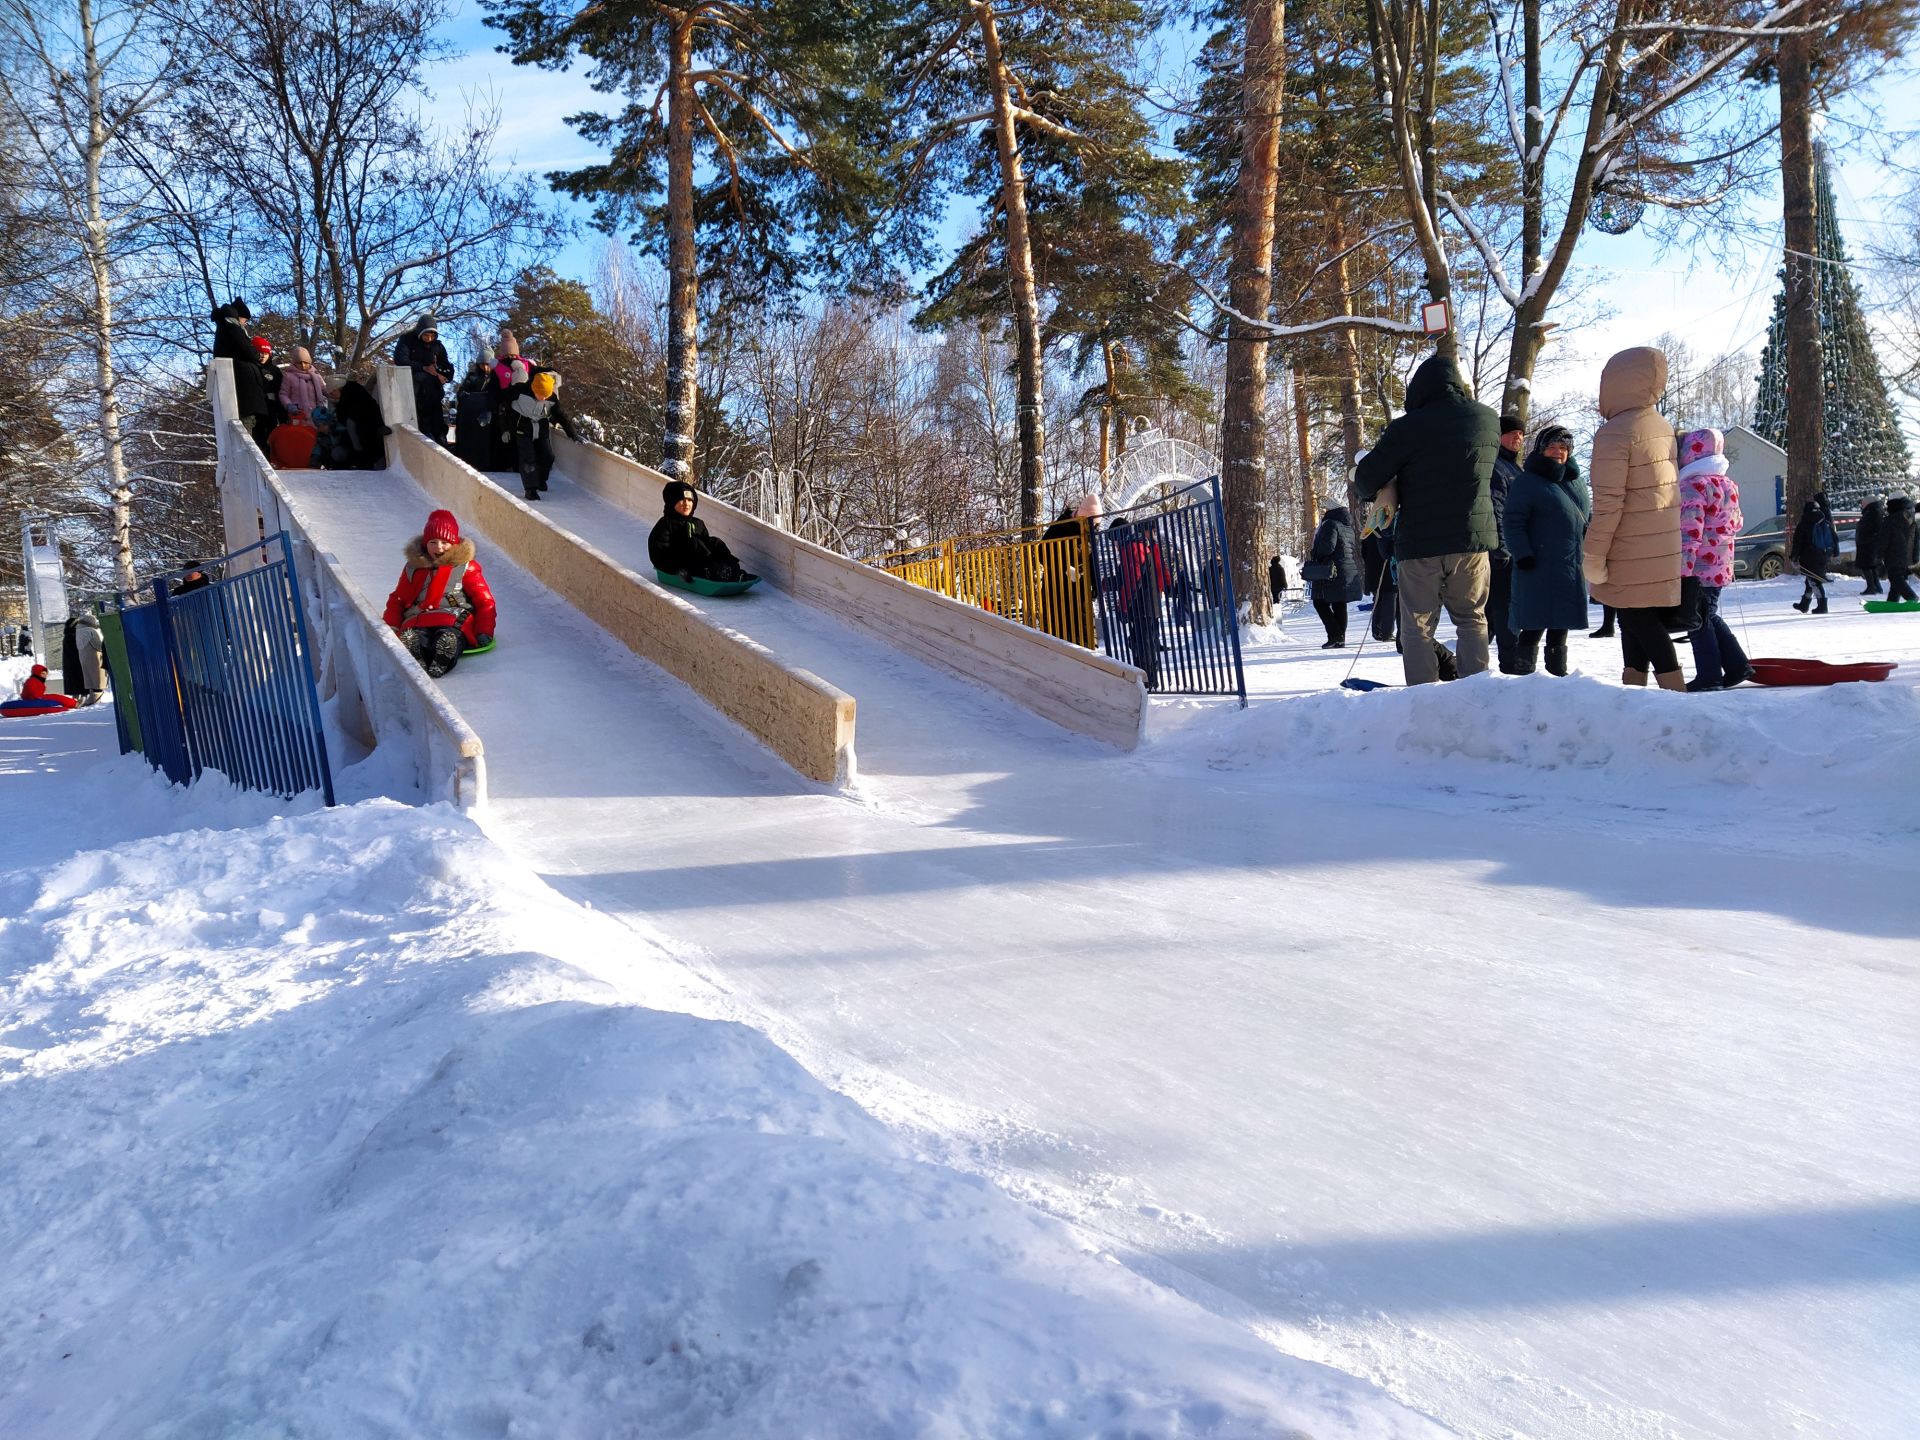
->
xmin=877 ymin=521 xmax=1099 ymax=649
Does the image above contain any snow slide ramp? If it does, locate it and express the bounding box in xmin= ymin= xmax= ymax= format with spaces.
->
xmin=392 ymin=428 xmax=856 ymax=785
xmin=551 ymin=434 xmax=1146 ymax=749
xmin=207 ymin=364 xmax=485 ymax=807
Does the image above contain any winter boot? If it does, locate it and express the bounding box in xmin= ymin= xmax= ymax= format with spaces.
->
xmin=1544 ymin=636 xmax=1568 ymax=677
xmin=1621 ymin=668 xmax=1648 ymax=687
xmin=1654 ymin=669 xmax=1687 ymax=692
xmin=1812 ymin=596 xmax=1829 ymax=614
xmin=523 ymin=486 xmax=540 ymax=501
xmin=421 ymin=627 xmax=463 ymax=679
xmin=1684 ymin=674 xmax=1721 ymax=692
xmin=1793 ymin=593 xmax=1811 ymax=612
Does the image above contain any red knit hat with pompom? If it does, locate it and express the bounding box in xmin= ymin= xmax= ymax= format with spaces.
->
xmin=251 ymin=335 xmax=272 ymax=356
xmin=423 ymin=509 xmax=461 ymax=545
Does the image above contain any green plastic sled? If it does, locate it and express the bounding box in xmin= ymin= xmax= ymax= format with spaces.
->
xmin=1862 ymin=599 xmax=1920 ymax=614
xmin=461 ymin=636 xmax=497 ymax=656
xmin=656 ymin=569 xmax=761 ymax=597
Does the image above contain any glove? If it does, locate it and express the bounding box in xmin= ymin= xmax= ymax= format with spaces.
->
xmin=1515 ymin=555 xmax=1536 ymax=571
xmin=474 ymin=633 xmax=492 ymax=647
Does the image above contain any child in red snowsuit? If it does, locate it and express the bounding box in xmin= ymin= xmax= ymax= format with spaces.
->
xmin=20 ymin=664 xmax=79 ymax=710
xmin=382 ymin=509 xmax=497 ymax=678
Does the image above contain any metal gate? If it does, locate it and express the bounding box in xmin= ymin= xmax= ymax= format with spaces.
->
xmin=106 ymin=533 xmax=335 ymax=803
xmin=1088 ymin=477 xmax=1246 ymax=702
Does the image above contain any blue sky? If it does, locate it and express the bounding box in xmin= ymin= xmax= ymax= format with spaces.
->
xmin=421 ymin=4 xmax=1920 ymax=452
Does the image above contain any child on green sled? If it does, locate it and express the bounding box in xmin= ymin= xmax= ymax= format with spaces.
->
xmin=648 ymin=481 xmax=753 ymax=586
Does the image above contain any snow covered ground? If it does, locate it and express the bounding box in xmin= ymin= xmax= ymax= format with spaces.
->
xmin=6 ymin=510 xmax=1918 ymax=1440
xmin=0 ymin=687 xmax=1442 ymax=1439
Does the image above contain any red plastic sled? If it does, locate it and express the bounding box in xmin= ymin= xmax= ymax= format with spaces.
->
xmin=1745 ymin=657 xmax=1898 ymax=687
xmin=1 ymin=696 xmax=76 ymax=717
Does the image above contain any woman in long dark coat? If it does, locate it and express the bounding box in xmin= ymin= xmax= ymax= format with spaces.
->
xmin=211 ymin=299 xmax=268 ymax=432
xmin=1305 ymin=503 xmax=1362 ymax=647
xmin=1502 ymin=425 xmax=1591 ymax=676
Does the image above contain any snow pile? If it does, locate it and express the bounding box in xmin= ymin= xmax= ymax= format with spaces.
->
xmin=0 ymin=799 xmax=1444 ymax=1439
xmin=1177 ymin=670 xmax=1920 ymax=793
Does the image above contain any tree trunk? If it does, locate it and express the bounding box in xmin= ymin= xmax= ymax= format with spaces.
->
xmin=1498 ymin=19 xmax=1627 ymax=422
xmin=1366 ymin=0 xmax=1452 ymax=362
xmin=662 ymin=16 xmax=700 ymax=484
xmin=80 ymin=0 xmax=134 ymax=589
xmin=1327 ymin=207 xmax=1366 ymax=499
xmin=975 ymin=0 xmax=1045 ymax=528
xmin=1292 ymin=366 xmax=1314 ymax=552
xmin=1220 ymin=0 xmax=1287 ymax=624
xmin=1779 ymin=17 xmax=1823 ymax=531
xmin=1099 ymin=336 xmax=1115 ymax=482
xmin=1503 ymin=0 xmax=1543 ymax=427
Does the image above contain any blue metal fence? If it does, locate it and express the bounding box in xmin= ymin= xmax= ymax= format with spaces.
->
xmin=1088 ymin=476 xmax=1247 ymax=704
xmin=109 ymin=533 xmax=335 ymax=803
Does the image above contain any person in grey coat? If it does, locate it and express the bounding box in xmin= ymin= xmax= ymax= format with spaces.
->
xmin=1501 ymin=425 xmax=1591 ymax=676
xmin=1305 ymin=502 xmax=1363 ymax=647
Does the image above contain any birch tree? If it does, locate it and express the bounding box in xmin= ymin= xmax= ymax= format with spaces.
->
xmin=0 ymin=0 xmax=184 ymax=587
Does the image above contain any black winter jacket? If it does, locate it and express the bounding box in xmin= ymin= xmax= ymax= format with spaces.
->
xmin=1857 ymin=499 xmax=1885 ymax=569
xmin=1881 ymin=495 xmax=1917 ymax=575
xmin=648 ymin=481 xmax=738 ymax=579
xmin=1355 ymin=355 xmax=1501 ymax=562
xmin=393 ymin=330 xmax=451 ymax=393
xmin=212 ymin=307 xmax=268 ymax=418
xmin=1792 ymin=494 xmax=1837 ymax=569
xmin=1308 ymin=507 xmax=1363 ymax=603
xmin=1490 ymin=446 xmax=1523 ymax=561
xmin=332 ymin=381 xmax=389 ymax=469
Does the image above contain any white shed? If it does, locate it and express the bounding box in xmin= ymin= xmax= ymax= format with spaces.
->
xmin=1724 ymin=425 xmax=1787 ymax=518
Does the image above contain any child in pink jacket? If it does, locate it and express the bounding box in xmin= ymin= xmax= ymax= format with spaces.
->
xmin=1677 ymin=428 xmax=1753 ymax=689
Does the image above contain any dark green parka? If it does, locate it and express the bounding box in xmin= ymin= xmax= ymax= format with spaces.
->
xmin=1354 ymin=355 xmax=1501 ymax=562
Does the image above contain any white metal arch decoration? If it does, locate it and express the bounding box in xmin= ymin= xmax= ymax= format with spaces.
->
xmin=1100 ymin=431 xmax=1216 ymax=513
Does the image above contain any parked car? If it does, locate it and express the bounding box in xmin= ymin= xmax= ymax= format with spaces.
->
xmin=1732 ymin=509 xmax=1859 ymax=580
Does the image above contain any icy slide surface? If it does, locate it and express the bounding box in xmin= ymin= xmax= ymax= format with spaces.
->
xmin=277 ymin=462 xmax=1920 ymax=1440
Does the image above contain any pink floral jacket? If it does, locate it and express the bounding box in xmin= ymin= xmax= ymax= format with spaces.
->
xmin=1679 ymin=466 xmax=1743 ymax=587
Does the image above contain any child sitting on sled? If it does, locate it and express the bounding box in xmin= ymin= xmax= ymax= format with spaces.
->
xmin=18 ymin=664 xmax=79 ymax=710
xmin=648 ymin=481 xmax=751 ymax=584
xmin=382 ymin=509 xmax=497 ymax=678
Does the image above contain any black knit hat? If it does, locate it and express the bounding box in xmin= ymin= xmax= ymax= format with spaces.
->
xmin=661 ymin=480 xmax=697 ymax=513
xmin=1499 ymin=413 xmax=1524 ymax=435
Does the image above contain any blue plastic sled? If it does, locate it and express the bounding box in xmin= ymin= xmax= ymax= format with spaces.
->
xmin=1339 ymin=677 xmax=1394 ymax=692
xmin=656 ymin=570 xmax=761 ymax=597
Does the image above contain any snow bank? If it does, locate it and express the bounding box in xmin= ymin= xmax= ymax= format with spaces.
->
xmin=1174 ymin=670 xmax=1920 ymax=794
xmin=0 ymin=799 xmax=1444 ymax=1439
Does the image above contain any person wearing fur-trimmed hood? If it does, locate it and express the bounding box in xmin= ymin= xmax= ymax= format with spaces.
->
xmin=382 ymin=509 xmax=497 ymax=678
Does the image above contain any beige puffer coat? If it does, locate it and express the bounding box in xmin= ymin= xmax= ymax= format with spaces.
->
xmin=1583 ymin=346 xmax=1681 ymax=610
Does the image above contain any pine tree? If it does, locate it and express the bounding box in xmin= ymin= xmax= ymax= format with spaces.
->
xmin=483 ymin=0 xmax=900 ymax=485
xmin=1754 ymin=151 xmax=1915 ymax=506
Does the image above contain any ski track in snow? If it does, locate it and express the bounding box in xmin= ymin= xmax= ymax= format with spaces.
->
xmin=5 ymin=462 xmax=1920 ymax=1440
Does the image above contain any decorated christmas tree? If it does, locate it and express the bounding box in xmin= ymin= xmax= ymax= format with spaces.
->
xmin=1754 ymin=149 xmax=1914 ymax=506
